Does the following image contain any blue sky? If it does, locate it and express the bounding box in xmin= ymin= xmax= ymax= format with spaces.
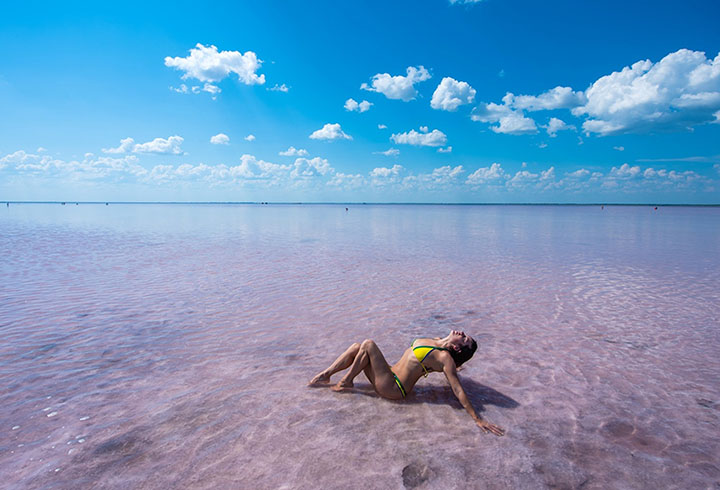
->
xmin=1 ymin=0 xmax=719 ymax=203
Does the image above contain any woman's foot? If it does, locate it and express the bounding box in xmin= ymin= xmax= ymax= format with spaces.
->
xmin=308 ymin=371 xmax=331 ymax=386
xmin=331 ymin=379 xmax=354 ymax=392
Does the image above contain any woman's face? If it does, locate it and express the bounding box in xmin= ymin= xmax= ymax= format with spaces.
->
xmin=448 ymin=329 xmax=473 ymax=349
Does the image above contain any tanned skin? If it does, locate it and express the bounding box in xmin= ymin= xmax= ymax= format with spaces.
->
xmin=308 ymin=330 xmax=505 ymax=436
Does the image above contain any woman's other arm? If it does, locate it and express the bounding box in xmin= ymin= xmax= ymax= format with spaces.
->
xmin=442 ymin=360 xmax=505 ymax=436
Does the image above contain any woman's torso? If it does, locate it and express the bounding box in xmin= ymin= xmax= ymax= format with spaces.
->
xmin=391 ymin=337 xmax=447 ymax=394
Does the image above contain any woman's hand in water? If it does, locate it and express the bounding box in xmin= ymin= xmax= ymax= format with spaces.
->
xmin=476 ymin=419 xmax=505 ymax=436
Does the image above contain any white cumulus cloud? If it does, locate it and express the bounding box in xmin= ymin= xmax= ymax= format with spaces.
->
xmin=566 ymin=169 xmax=591 ymax=179
xmin=609 ymin=163 xmax=642 ymax=179
xmin=472 ymin=96 xmax=538 ymax=135
xmin=103 ymin=136 xmax=184 ymax=155
xmin=1 ymin=150 xmax=42 ymax=165
xmin=361 ymin=66 xmax=431 ymax=102
xmin=245 ymin=134 xmax=256 ymax=142
xmin=210 ymin=133 xmax=230 ymax=145
xmin=164 ymin=43 xmax=265 ymax=85
xmin=344 ymin=98 xmax=373 ymax=112
xmin=546 ymin=117 xmax=575 ymax=137
xmin=437 ymin=146 xmax=453 ymax=153
xmin=309 ymin=123 xmax=352 ymax=141
xmin=574 ymin=49 xmax=720 ymax=135
xmin=370 ymin=164 xmax=404 ymax=178
xmin=430 ymin=165 xmax=464 ymax=184
xmin=507 ymin=170 xmax=540 ymax=188
xmin=402 ymin=165 xmax=465 ymax=190
xmin=492 ymin=113 xmax=538 ymax=134
xmin=431 ymin=77 xmax=476 ymax=111
xmin=511 ymin=86 xmax=586 ymax=111
xmin=279 ymin=146 xmax=309 ymax=157
xmin=134 ymin=136 xmax=184 ymax=154
xmin=0 ymin=150 xmax=146 ymax=179
xmin=228 ymin=155 xmax=289 ymax=181
xmin=103 ymin=137 xmax=136 ymax=154
xmin=140 ymin=155 xmax=292 ymax=185
xmin=391 ymin=128 xmax=447 ymax=147
xmin=466 ymin=163 xmax=507 ymax=184
xmin=4 ymin=146 xmax=716 ymax=195
xmin=468 ymin=49 xmax=720 ymax=137
xmin=291 ymin=157 xmax=333 ymax=178
xmin=328 ymin=172 xmax=366 ymax=188
xmin=370 ymin=164 xmax=405 ymax=186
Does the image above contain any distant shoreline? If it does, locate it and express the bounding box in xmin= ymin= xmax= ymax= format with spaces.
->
xmin=2 ymin=201 xmax=719 ymax=207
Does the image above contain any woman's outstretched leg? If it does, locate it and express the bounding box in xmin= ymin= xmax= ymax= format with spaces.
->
xmin=308 ymin=342 xmax=361 ymax=386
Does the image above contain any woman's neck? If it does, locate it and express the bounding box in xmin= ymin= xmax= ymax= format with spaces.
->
xmin=438 ymin=336 xmax=452 ymax=349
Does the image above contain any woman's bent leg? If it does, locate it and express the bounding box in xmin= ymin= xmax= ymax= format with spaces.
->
xmin=308 ymin=342 xmax=361 ymax=385
xmin=332 ymin=339 xmax=403 ymax=400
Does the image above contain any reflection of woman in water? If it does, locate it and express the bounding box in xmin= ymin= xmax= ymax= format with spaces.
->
xmin=308 ymin=329 xmax=505 ymax=436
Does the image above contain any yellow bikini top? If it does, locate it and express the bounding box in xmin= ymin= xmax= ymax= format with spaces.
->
xmin=411 ymin=340 xmax=449 ymax=377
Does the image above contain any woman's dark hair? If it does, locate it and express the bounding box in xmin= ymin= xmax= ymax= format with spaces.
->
xmin=450 ymin=338 xmax=477 ymax=367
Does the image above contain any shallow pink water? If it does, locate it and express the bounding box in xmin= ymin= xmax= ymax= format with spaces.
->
xmin=1 ymin=204 xmax=719 ymax=489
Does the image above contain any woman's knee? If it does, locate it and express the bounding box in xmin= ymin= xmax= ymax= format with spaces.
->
xmin=361 ymin=339 xmax=376 ymax=348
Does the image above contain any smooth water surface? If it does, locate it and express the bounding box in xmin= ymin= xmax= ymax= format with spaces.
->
xmin=1 ymin=204 xmax=719 ymax=489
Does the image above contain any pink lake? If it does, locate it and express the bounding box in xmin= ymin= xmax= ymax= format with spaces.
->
xmin=1 ymin=203 xmax=719 ymax=489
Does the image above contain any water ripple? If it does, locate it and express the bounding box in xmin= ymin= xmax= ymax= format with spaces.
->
xmin=1 ymin=204 xmax=719 ymax=489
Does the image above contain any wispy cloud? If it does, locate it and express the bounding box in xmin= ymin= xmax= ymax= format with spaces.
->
xmin=267 ymin=83 xmax=289 ymax=92
xmin=636 ymin=156 xmax=718 ymax=163
xmin=373 ymin=148 xmax=400 ymax=157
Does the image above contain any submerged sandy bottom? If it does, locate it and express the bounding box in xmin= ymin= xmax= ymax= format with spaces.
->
xmin=1 ymin=204 xmax=719 ymax=489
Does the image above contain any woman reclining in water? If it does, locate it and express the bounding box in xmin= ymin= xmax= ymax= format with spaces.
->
xmin=308 ymin=329 xmax=504 ymax=436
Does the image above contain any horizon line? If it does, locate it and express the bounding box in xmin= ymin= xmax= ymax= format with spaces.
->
xmin=2 ymin=201 xmax=719 ymax=207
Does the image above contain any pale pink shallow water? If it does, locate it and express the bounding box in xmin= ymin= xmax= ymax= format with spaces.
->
xmin=1 ymin=204 xmax=719 ymax=489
